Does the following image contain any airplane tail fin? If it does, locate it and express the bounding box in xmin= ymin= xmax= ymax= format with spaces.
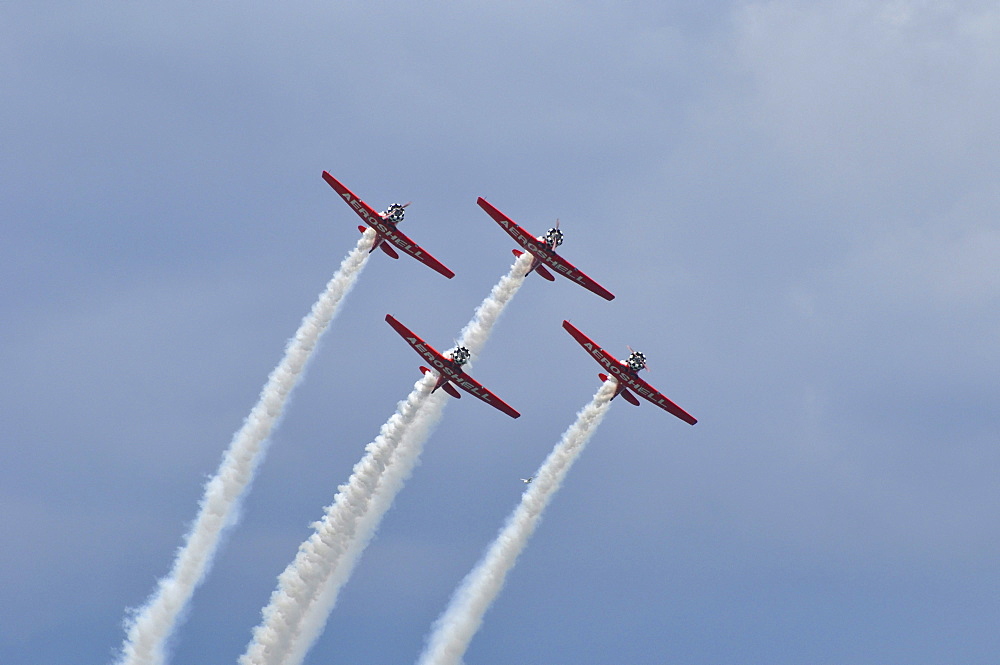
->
xmin=599 ymin=373 xmax=637 ymax=405
xmin=421 ymin=366 xmax=461 ymax=399
xmin=598 ymin=373 xmax=616 ymax=400
xmin=512 ymin=249 xmax=552 ymax=279
xmin=512 ymin=249 xmax=533 ymax=277
xmin=359 ymin=226 xmax=398 ymax=258
xmin=359 ymin=225 xmax=379 ymax=253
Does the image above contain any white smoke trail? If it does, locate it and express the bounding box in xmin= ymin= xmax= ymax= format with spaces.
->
xmin=241 ymin=252 xmax=532 ymax=665
xmin=417 ymin=379 xmax=618 ymax=665
xmin=116 ymin=231 xmax=375 ymax=665
xmin=239 ymin=375 xmax=443 ymax=665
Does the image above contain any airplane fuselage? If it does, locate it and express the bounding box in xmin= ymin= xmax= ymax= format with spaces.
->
xmin=493 ymin=216 xmax=590 ymax=287
xmin=561 ymin=320 xmax=695 ymax=424
xmin=578 ymin=340 xmax=679 ymax=410
xmin=386 ymin=314 xmax=518 ymax=418
xmin=325 ymin=172 xmax=455 ymax=278
xmin=406 ymin=336 xmax=491 ymax=398
xmin=337 ymin=190 xmax=428 ymax=260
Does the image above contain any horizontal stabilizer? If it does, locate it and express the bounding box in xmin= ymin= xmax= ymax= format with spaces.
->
xmin=535 ymin=264 xmax=556 ymax=281
xmin=512 ymin=249 xmax=524 ymax=257
xmin=621 ymin=388 xmax=641 ymax=406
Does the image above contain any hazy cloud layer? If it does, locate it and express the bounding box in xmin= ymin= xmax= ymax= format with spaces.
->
xmin=3 ymin=1 xmax=998 ymax=663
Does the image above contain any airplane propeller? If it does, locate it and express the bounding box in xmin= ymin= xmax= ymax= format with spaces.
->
xmin=449 ymin=346 xmax=471 ymax=366
xmin=626 ymin=345 xmax=648 ymax=372
xmin=542 ymin=219 xmax=564 ymax=249
xmin=383 ymin=201 xmax=410 ymax=224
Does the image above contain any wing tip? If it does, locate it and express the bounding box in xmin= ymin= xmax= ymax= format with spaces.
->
xmin=501 ymin=403 xmax=522 ymax=419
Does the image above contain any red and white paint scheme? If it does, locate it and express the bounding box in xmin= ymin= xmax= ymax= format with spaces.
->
xmin=476 ymin=197 xmax=614 ymax=301
xmin=562 ymin=320 xmax=696 ymax=425
xmin=385 ymin=315 xmax=520 ymax=419
xmin=322 ymin=171 xmax=455 ymax=279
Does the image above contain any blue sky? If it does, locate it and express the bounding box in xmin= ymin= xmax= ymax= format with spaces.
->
xmin=4 ymin=1 xmax=999 ymax=663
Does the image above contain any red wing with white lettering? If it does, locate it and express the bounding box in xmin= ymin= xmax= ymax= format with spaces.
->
xmin=620 ymin=369 xmax=697 ymax=425
xmin=322 ymin=172 xmax=455 ymax=279
xmin=476 ymin=197 xmax=614 ymax=301
xmin=562 ymin=320 xmax=696 ymax=425
xmin=385 ymin=315 xmax=520 ymax=418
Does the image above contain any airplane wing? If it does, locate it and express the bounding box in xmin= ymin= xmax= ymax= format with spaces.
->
xmin=323 ymin=172 xmax=455 ymax=279
xmin=562 ymin=320 xmax=696 ymax=425
xmin=622 ymin=368 xmax=697 ymax=425
xmin=477 ymin=197 xmax=615 ymax=301
xmin=562 ymin=319 xmax=625 ymax=374
xmin=385 ymin=315 xmax=521 ymax=418
xmin=444 ymin=364 xmax=521 ymax=419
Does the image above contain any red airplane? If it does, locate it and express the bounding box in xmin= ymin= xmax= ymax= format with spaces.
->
xmin=562 ymin=320 xmax=696 ymax=425
xmin=322 ymin=171 xmax=455 ymax=279
xmin=476 ymin=197 xmax=615 ymax=301
xmin=385 ymin=315 xmax=520 ymax=419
